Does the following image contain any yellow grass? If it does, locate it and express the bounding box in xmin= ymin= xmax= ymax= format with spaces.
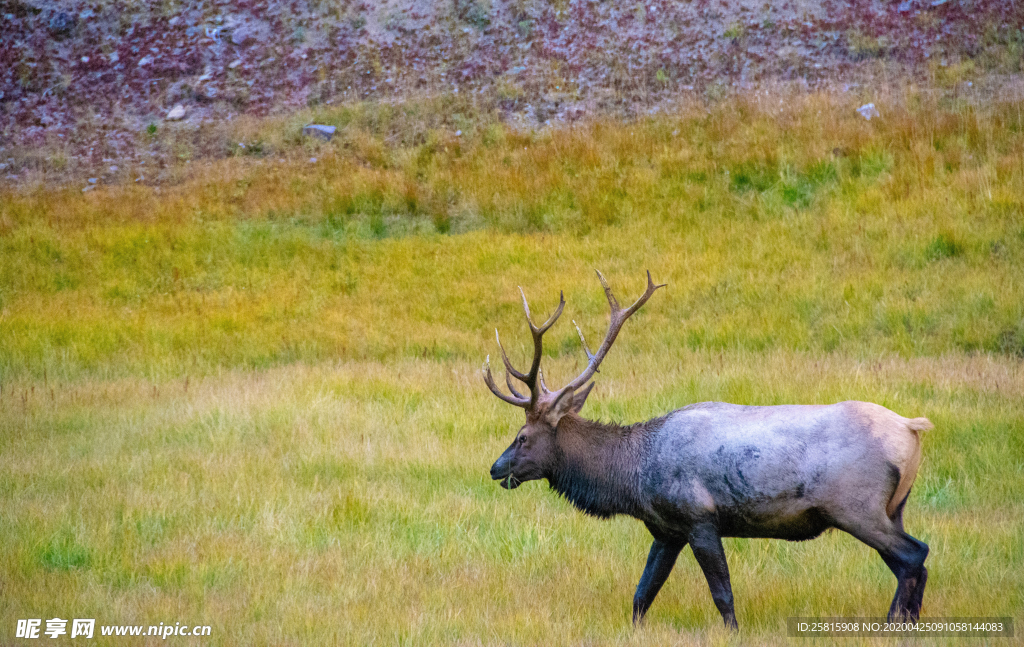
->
xmin=2 ymin=353 xmax=1021 ymax=645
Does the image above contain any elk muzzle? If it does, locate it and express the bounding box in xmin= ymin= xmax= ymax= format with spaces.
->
xmin=490 ymin=445 xmax=521 ymax=489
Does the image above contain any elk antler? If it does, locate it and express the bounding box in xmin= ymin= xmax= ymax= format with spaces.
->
xmin=483 ymin=289 xmax=565 ymax=409
xmin=559 ymin=270 xmax=665 ymax=393
xmin=483 ymin=271 xmax=664 ymax=409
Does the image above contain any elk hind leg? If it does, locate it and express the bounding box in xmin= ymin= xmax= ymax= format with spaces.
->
xmin=881 ymin=533 xmax=929 ymax=622
xmin=842 ymin=515 xmax=929 ymax=622
xmin=886 ymin=489 xmax=929 ymax=616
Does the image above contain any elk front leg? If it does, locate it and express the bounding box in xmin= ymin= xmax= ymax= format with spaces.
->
xmin=688 ymin=523 xmax=738 ymax=630
xmin=633 ymin=538 xmax=685 ymax=625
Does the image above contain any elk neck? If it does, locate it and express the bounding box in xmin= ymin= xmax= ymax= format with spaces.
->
xmin=548 ymin=412 xmax=662 ymax=519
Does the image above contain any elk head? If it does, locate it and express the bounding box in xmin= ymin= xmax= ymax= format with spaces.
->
xmin=485 ymin=271 xmax=665 ymax=489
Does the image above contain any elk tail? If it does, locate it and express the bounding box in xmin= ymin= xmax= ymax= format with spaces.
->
xmin=887 ymin=417 xmax=933 ymax=518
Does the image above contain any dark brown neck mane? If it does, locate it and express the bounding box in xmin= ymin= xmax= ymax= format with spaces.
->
xmin=548 ymin=413 xmax=663 ymax=518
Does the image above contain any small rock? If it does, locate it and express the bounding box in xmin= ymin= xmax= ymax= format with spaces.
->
xmin=87 ymin=178 xmax=97 ymax=184
xmin=138 ymin=55 xmax=152 ymax=67
xmin=48 ymin=12 xmax=77 ymax=40
xmin=856 ymin=103 xmax=880 ymax=120
xmin=455 ymin=130 xmax=462 ymax=136
xmin=82 ymin=185 xmax=94 ymax=193
xmin=309 ymin=157 xmax=318 ymax=163
xmin=302 ymin=124 xmax=336 ymax=141
xmin=228 ymin=59 xmax=242 ymax=69
xmin=109 ymin=52 xmax=118 ymax=63
xmin=109 ymin=165 xmax=118 ymax=173
xmin=81 ymin=56 xmax=89 ymax=63
xmin=166 ymin=105 xmax=187 ymax=121
xmin=231 ymin=23 xmax=252 ymax=46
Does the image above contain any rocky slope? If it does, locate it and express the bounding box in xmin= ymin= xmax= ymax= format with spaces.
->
xmin=1 ymin=0 xmax=1022 ymax=180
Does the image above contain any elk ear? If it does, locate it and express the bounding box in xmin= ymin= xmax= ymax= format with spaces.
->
xmin=570 ymin=382 xmax=595 ymax=414
xmin=543 ymin=387 xmax=576 ymax=427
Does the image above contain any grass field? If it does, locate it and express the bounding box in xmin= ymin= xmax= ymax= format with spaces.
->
xmin=2 ymin=87 xmax=1023 ymax=645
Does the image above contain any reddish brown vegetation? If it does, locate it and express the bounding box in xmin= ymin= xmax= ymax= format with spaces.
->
xmin=1 ymin=0 xmax=1022 ymax=174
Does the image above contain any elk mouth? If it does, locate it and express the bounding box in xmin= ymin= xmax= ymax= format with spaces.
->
xmin=497 ymin=474 xmax=521 ymax=489
xmin=491 ymin=453 xmax=520 ymax=489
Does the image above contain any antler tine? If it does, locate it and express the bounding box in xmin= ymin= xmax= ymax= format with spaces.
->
xmin=595 ymin=270 xmax=620 ymax=314
xmin=483 ymin=356 xmax=530 ymax=408
xmin=538 ymin=367 xmax=550 ymax=394
xmin=573 ymin=319 xmax=597 ymax=363
xmin=495 ymin=329 xmax=529 ymax=382
xmin=520 ymin=287 xmax=565 ymax=334
xmin=506 ymin=369 xmax=528 ymax=399
xmin=622 ymin=270 xmax=667 ymax=317
xmin=562 ymin=270 xmax=665 ymax=393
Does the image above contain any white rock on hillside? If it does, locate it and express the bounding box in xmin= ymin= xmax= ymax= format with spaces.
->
xmin=166 ymin=105 xmax=187 ymax=121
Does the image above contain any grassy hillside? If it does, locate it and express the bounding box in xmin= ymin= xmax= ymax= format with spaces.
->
xmin=1 ymin=89 xmax=1023 ymax=645
xmin=2 ymin=90 xmax=1022 ymax=380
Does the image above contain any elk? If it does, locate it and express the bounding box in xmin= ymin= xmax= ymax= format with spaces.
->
xmin=484 ymin=271 xmax=932 ymax=630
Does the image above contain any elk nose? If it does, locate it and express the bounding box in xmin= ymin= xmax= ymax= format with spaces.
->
xmin=490 ymin=460 xmax=505 ymax=481
xmin=490 ymin=454 xmax=510 ymax=481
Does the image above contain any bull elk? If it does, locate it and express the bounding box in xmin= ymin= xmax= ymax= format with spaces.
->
xmin=484 ymin=271 xmax=931 ymax=629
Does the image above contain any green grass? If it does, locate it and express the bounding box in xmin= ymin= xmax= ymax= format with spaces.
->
xmin=1 ymin=88 xmax=1023 ymax=645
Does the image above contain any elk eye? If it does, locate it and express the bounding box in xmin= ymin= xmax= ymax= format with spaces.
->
xmin=518 ymin=435 xmax=527 ymax=445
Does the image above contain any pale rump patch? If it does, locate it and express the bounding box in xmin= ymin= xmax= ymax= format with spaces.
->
xmin=888 ymin=417 xmax=933 ymax=517
xmin=846 ymin=402 xmax=931 ymax=517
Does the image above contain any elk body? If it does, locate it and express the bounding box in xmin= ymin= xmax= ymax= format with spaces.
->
xmin=485 ymin=272 xmax=932 ymax=629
